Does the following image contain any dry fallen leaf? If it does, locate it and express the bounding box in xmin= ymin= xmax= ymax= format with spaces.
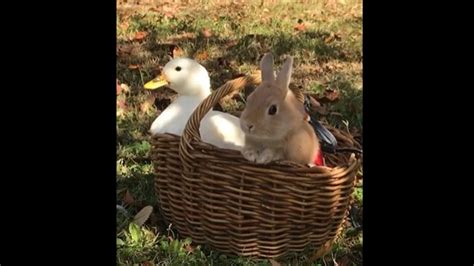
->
xmin=167 ymin=32 xmax=196 ymax=43
xmin=172 ymin=46 xmax=184 ymax=58
xmin=134 ymin=31 xmax=148 ymax=41
xmin=294 ymin=23 xmax=306 ymax=31
xmin=294 ymin=19 xmax=306 ymax=31
xmin=315 ymin=89 xmax=341 ymax=103
xmin=133 ymin=206 xmax=153 ymax=226
xmin=194 ymin=50 xmax=209 ymax=61
xmin=128 ymin=64 xmax=140 ymax=70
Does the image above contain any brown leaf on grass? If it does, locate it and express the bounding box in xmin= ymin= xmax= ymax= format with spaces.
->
xmin=313 ymin=89 xmax=341 ymax=104
xmin=128 ymin=64 xmax=140 ymax=70
xmin=123 ymin=190 xmax=135 ymax=206
xmin=167 ymin=32 xmax=196 ymax=43
xmin=194 ymin=50 xmax=209 ymax=61
xmin=294 ymin=23 xmax=306 ymax=31
xmin=172 ymin=46 xmax=184 ymax=58
xmin=133 ymin=31 xmax=148 ymax=41
xmin=202 ymin=28 xmax=212 ymax=38
xmin=143 ymin=262 xmax=153 ymax=266
xmin=294 ymin=19 xmax=306 ymax=31
xmin=163 ymin=44 xmax=178 ymax=58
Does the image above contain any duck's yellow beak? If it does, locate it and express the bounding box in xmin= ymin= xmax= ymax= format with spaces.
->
xmin=144 ymin=74 xmax=168 ymax=90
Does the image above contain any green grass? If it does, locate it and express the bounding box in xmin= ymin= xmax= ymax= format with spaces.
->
xmin=117 ymin=0 xmax=362 ymax=265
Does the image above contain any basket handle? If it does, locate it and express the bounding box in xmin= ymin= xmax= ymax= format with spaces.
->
xmin=179 ymin=72 xmax=305 ymax=154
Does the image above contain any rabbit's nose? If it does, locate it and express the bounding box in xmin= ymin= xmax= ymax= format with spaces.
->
xmin=247 ymin=124 xmax=254 ymax=132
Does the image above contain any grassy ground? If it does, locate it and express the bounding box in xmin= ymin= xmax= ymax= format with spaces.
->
xmin=117 ymin=0 xmax=362 ymax=265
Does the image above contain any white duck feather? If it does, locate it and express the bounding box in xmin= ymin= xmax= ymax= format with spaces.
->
xmin=144 ymin=58 xmax=245 ymax=151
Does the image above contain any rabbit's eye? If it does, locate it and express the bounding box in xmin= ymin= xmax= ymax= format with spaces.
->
xmin=268 ymin=105 xmax=277 ymax=115
xmin=175 ymin=66 xmax=182 ymax=71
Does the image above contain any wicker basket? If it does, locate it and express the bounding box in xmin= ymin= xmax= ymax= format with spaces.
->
xmin=150 ymin=73 xmax=362 ymax=258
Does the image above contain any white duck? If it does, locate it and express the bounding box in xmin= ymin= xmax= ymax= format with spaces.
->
xmin=144 ymin=58 xmax=245 ymax=151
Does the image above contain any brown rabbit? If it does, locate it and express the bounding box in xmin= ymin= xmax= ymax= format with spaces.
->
xmin=240 ymin=53 xmax=321 ymax=165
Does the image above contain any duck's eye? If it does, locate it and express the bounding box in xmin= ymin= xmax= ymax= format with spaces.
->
xmin=268 ymin=105 xmax=277 ymax=115
xmin=175 ymin=66 xmax=182 ymax=71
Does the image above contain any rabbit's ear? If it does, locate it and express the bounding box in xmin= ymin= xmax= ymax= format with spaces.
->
xmin=276 ymin=56 xmax=293 ymax=92
xmin=260 ymin=53 xmax=275 ymax=82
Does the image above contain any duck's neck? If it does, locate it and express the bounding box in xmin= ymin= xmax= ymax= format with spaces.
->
xmin=194 ymin=87 xmax=211 ymax=100
xmin=179 ymin=86 xmax=211 ymax=101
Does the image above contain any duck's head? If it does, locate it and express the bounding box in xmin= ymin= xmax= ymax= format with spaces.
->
xmin=144 ymin=58 xmax=211 ymax=98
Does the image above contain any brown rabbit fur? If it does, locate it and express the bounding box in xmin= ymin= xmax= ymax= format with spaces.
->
xmin=240 ymin=53 xmax=320 ymax=165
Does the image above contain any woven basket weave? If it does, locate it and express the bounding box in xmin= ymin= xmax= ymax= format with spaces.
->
xmin=150 ymin=73 xmax=362 ymax=258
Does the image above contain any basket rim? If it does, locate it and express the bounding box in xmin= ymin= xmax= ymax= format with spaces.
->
xmin=176 ymin=73 xmax=361 ymax=171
